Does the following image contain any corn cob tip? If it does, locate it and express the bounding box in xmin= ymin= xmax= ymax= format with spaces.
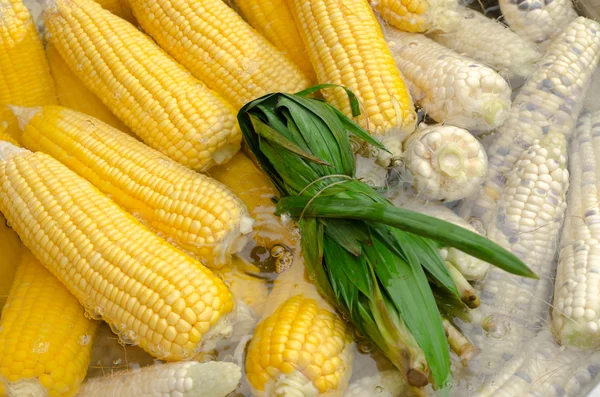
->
xmin=1 ymin=379 xmax=47 ymax=397
xmin=7 ymin=105 xmax=41 ymax=134
xmin=0 ymin=141 xmax=29 ymax=161
xmin=213 ymin=216 xmax=254 ymax=265
xmin=211 ymin=143 xmax=241 ymax=167
xmin=481 ymin=95 xmax=510 ymax=127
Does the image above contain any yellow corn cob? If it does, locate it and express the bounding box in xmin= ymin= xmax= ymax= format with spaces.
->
xmin=0 ymin=123 xmax=19 ymax=146
xmin=44 ymin=0 xmax=241 ymax=171
xmin=92 ymin=0 xmax=135 ymax=22
xmin=127 ymin=0 xmax=310 ymax=110
xmin=0 ymin=128 xmax=20 ymax=309
xmin=12 ymin=105 xmax=252 ymax=267
xmin=0 ymin=218 xmax=20 ymax=309
xmin=0 ymin=249 xmax=97 ymax=397
xmin=235 ymin=0 xmax=316 ymax=82
xmin=245 ymin=258 xmax=354 ymax=396
xmin=0 ymin=0 xmax=56 ymax=137
xmin=46 ymin=43 xmax=133 ymax=135
xmin=0 ymin=142 xmax=235 ymax=361
xmin=209 ymin=152 xmax=296 ymax=250
xmin=217 ymin=256 xmax=268 ymax=318
xmin=371 ymin=0 xmax=428 ymax=32
xmin=287 ymin=0 xmax=417 ymax=140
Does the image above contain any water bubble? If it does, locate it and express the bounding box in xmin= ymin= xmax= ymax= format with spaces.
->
xmin=78 ymin=334 xmax=92 ymax=346
xmin=270 ymin=245 xmax=286 ymax=258
xmin=375 ymin=386 xmax=384 ymax=393
xmin=84 ymin=119 xmax=96 ymax=133
xmin=119 ymin=330 xmax=138 ymax=346
xmin=408 ymin=41 xmax=419 ymax=49
xmin=358 ymin=341 xmax=372 ymax=353
xmin=308 ymin=273 xmax=316 ymax=281
xmin=32 ymin=340 xmax=49 ymax=354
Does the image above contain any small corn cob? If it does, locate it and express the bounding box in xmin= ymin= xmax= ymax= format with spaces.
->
xmin=287 ymin=0 xmax=417 ymax=140
xmin=0 ymin=142 xmax=235 ymax=361
xmin=12 ymin=105 xmax=252 ymax=267
xmin=466 ymin=132 xmax=568 ymax=375
xmin=235 ymin=0 xmax=316 ymax=82
xmin=46 ymin=43 xmax=132 ymax=135
xmin=389 ymin=195 xmax=491 ymax=280
xmin=427 ymin=5 xmax=542 ymax=78
xmin=245 ymin=258 xmax=354 ymax=397
xmin=209 ymin=152 xmax=297 ymax=250
xmin=127 ymin=0 xmax=310 ymax=110
xmin=465 ymin=17 xmax=600 ymax=231
xmin=499 ymin=0 xmax=577 ymax=44
xmin=87 ymin=323 xmax=155 ymax=378
xmin=0 ymin=249 xmax=97 ymax=397
xmin=0 ymin=0 xmax=56 ymax=136
xmin=0 ymin=216 xmax=20 ymax=309
xmin=552 ymin=110 xmax=600 ymax=349
xmin=79 ymin=361 xmax=242 ymax=397
xmin=217 ymin=256 xmax=269 ymax=318
xmin=386 ymin=30 xmax=511 ymax=131
xmin=370 ymin=0 xmax=428 ymax=33
xmin=343 ymin=370 xmax=409 ymax=397
xmin=404 ymin=124 xmax=488 ymax=201
xmin=92 ymin=0 xmax=135 ymax=22
xmin=44 ymin=0 xmax=241 ymax=171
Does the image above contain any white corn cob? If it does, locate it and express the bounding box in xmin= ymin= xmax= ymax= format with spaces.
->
xmin=79 ymin=361 xmax=241 ymax=397
xmin=552 ymin=110 xmax=600 ymax=349
xmin=478 ymin=331 xmax=575 ymax=397
xmin=404 ymin=124 xmax=488 ymax=202
xmin=584 ymin=68 xmax=600 ymax=112
xmin=466 ymin=131 xmax=569 ymax=376
xmin=480 ymin=331 xmax=600 ymax=397
xmin=385 ymin=30 xmax=511 ymax=131
xmin=487 ymin=130 xmax=569 ymax=285
xmin=499 ymin=0 xmax=577 ymax=44
xmin=427 ymin=4 xmax=542 ymax=78
xmin=389 ymin=194 xmax=491 ymax=280
xmin=464 ymin=17 xmax=600 ymax=231
xmin=343 ymin=370 xmax=408 ymax=397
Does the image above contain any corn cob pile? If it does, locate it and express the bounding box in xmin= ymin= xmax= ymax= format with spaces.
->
xmin=0 ymin=0 xmax=599 ymax=395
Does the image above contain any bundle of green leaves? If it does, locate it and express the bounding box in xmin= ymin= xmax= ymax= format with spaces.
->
xmin=238 ymin=85 xmax=536 ymax=391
